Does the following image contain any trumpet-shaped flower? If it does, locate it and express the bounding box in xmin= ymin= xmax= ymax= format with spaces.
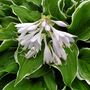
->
xmin=16 ymin=16 xmax=75 ymax=65
xmin=44 ymin=39 xmax=53 ymax=64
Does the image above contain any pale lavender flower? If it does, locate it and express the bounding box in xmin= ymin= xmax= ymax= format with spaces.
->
xmin=51 ymin=20 xmax=67 ymax=27
xmin=43 ymin=37 xmax=53 ymax=64
xmin=16 ymin=16 xmax=75 ymax=65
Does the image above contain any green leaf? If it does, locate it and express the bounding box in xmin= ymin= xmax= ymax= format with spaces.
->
xmin=44 ymin=71 xmax=57 ymax=90
xmin=78 ymin=48 xmax=90 ymax=83
xmin=26 ymin=0 xmax=42 ymax=6
xmin=59 ymin=0 xmax=77 ymax=17
xmin=0 ymin=4 xmax=13 ymax=16
xmin=29 ymin=65 xmax=50 ymax=78
xmin=0 ymin=16 xmax=19 ymax=28
xmin=0 ymin=23 xmax=17 ymax=40
xmin=0 ymin=39 xmax=17 ymax=52
xmin=59 ymin=0 xmax=65 ymax=12
xmin=0 ymin=49 xmax=18 ymax=77
xmin=11 ymin=5 xmax=41 ymax=22
xmin=43 ymin=0 xmax=66 ymax=20
xmin=71 ymin=78 xmax=90 ymax=90
xmin=0 ymin=74 xmax=16 ymax=90
xmin=69 ymin=0 xmax=90 ymax=40
xmin=52 ymin=44 xmax=78 ymax=86
xmin=63 ymin=0 xmax=76 ymax=11
xmin=0 ymin=0 xmax=12 ymax=5
xmin=11 ymin=0 xmax=25 ymax=5
xmin=15 ymin=49 xmax=43 ymax=86
xmin=0 ymin=10 xmax=5 ymax=17
xmin=66 ymin=4 xmax=76 ymax=16
xmin=3 ymin=79 xmax=46 ymax=90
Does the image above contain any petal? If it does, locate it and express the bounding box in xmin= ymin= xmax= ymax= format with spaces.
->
xmin=60 ymin=31 xmax=75 ymax=43
xmin=59 ymin=47 xmax=67 ymax=60
xmin=16 ymin=21 xmax=39 ymax=28
xmin=51 ymin=27 xmax=75 ymax=47
xmin=28 ymin=42 xmax=33 ymax=49
xmin=67 ymin=37 xmax=74 ymax=42
xmin=33 ymin=41 xmax=41 ymax=51
xmin=51 ymin=49 xmax=62 ymax=65
xmin=51 ymin=35 xmax=67 ymax=60
xmin=17 ymin=33 xmax=26 ymax=41
xmin=51 ymin=20 xmax=67 ymax=27
xmin=20 ymin=39 xmax=27 ymax=45
xmin=44 ymin=44 xmax=53 ymax=64
xmin=24 ymin=32 xmax=36 ymax=40
xmin=19 ymin=31 xmax=36 ymax=44
xmin=51 ymin=27 xmax=65 ymax=38
xmin=27 ymin=24 xmax=39 ymax=31
xmin=30 ymin=32 xmax=42 ymax=45
xmin=60 ymin=36 xmax=70 ymax=47
xmin=18 ymin=26 xmax=28 ymax=33
xmin=42 ymin=20 xmax=47 ymax=27
xmin=25 ymin=47 xmax=37 ymax=59
xmin=53 ymin=52 xmax=62 ymax=65
xmin=15 ymin=23 xmax=32 ymax=28
xmin=61 ymin=31 xmax=75 ymax=37
xmin=52 ymin=37 xmax=62 ymax=58
xmin=45 ymin=24 xmax=51 ymax=31
xmin=23 ymin=42 xmax=31 ymax=49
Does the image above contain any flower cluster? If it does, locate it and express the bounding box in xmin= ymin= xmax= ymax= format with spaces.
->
xmin=16 ymin=16 xmax=75 ymax=65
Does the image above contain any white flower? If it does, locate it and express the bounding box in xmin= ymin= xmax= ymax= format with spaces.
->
xmin=16 ymin=16 xmax=75 ymax=65
xmin=51 ymin=26 xmax=75 ymax=47
xmin=51 ymin=34 xmax=67 ymax=60
xmin=51 ymin=20 xmax=67 ymax=27
xmin=41 ymin=20 xmax=47 ymax=27
xmin=41 ymin=19 xmax=51 ymax=31
xmin=43 ymin=37 xmax=53 ymax=64
xmin=25 ymin=47 xmax=37 ymax=59
xmin=52 ymin=49 xmax=62 ymax=65
xmin=45 ymin=24 xmax=51 ymax=31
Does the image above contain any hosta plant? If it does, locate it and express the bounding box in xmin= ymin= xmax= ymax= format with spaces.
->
xmin=0 ymin=0 xmax=90 ymax=90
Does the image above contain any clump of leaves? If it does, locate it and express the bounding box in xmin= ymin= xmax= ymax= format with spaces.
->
xmin=0 ymin=0 xmax=90 ymax=90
